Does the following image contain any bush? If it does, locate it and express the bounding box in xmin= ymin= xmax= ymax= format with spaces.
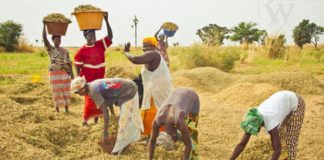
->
xmin=0 ymin=46 xmax=5 ymax=53
xmin=38 ymin=49 xmax=47 ymax=57
xmin=265 ymin=34 xmax=286 ymax=59
xmin=180 ymin=44 xmax=240 ymax=72
xmin=0 ymin=20 xmax=23 ymax=52
xmin=16 ymin=38 xmax=34 ymax=53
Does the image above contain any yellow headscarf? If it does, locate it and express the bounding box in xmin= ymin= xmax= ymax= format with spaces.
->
xmin=142 ymin=37 xmax=158 ymax=47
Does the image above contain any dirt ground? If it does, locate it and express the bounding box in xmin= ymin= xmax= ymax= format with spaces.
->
xmin=0 ymin=67 xmax=323 ymax=160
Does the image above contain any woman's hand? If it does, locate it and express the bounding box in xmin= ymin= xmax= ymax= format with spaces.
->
xmin=104 ymin=136 xmax=110 ymax=145
xmin=103 ymin=12 xmax=108 ymax=22
xmin=124 ymin=42 xmax=131 ymax=53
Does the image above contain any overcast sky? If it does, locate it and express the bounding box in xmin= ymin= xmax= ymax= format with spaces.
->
xmin=0 ymin=0 xmax=323 ymax=46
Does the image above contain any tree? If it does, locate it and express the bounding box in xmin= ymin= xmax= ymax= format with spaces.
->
xmin=292 ymin=19 xmax=324 ymax=49
xmin=196 ymin=24 xmax=230 ymax=46
xmin=310 ymin=24 xmax=324 ymax=49
xmin=293 ymin=19 xmax=312 ymax=49
xmin=228 ymin=22 xmax=266 ymax=44
xmin=0 ymin=20 xmax=23 ymax=52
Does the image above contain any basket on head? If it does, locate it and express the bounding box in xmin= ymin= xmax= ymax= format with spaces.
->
xmin=161 ymin=22 xmax=178 ymax=37
xmin=43 ymin=13 xmax=71 ymax=36
xmin=46 ymin=22 xmax=69 ymax=36
xmin=72 ymin=11 xmax=104 ymax=31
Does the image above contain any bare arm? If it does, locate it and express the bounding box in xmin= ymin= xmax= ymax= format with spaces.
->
xmin=75 ymin=66 xmax=81 ymax=76
xmin=104 ymin=12 xmax=113 ymax=40
xmin=165 ymin=37 xmax=169 ymax=49
xmin=154 ymin=27 xmax=163 ymax=39
xmin=149 ymin=121 xmax=160 ymax=160
xmin=123 ymin=42 xmax=155 ymax=64
xmin=269 ymin=127 xmax=281 ymax=160
xmin=177 ymin=120 xmax=192 ymax=160
xmin=66 ymin=52 xmax=74 ymax=79
xmin=230 ymin=132 xmax=251 ymax=160
xmin=100 ymin=105 xmax=110 ymax=144
xmin=42 ymin=23 xmax=52 ymax=51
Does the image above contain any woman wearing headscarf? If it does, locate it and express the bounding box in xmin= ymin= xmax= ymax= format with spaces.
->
xmin=71 ymin=77 xmax=143 ymax=154
xmin=230 ymin=90 xmax=305 ymax=160
xmin=74 ymin=12 xmax=113 ymax=126
xmin=43 ymin=22 xmax=74 ymax=113
xmin=122 ymin=37 xmax=173 ymax=137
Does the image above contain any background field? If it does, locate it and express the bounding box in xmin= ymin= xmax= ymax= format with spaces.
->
xmin=0 ymin=45 xmax=323 ymax=160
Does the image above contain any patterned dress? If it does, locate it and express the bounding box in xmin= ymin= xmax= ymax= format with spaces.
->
xmin=279 ymin=94 xmax=305 ymax=160
xmin=48 ymin=47 xmax=73 ymax=108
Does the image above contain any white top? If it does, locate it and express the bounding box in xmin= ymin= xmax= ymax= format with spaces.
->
xmin=141 ymin=52 xmax=173 ymax=110
xmin=257 ymin=91 xmax=299 ymax=132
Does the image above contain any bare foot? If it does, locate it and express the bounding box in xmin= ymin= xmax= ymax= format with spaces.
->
xmin=64 ymin=106 xmax=69 ymax=113
xmin=94 ymin=117 xmax=98 ymax=124
xmin=82 ymin=121 xmax=88 ymax=127
xmin=55 ymin=107 xmax=59 ymax=113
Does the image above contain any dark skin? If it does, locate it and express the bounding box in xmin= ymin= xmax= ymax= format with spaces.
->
xmin=43 ymin=22 xmax=74 ymax=113
xmin=154 ymin=27 xmax=169 ymax=48
xmin=154 ymin=27 xmax=170 ymax=67
xmin=75 ymin=84 xmax=116 ymax=144
xmin=230 ymin=125 xmax=281 ymax=160
xmin=75 ymin=12 xmax=113 ymax=76
xmin=123 ymin=42 xmax=161 ymax=72
xmin=148 ymin=106 xmax=192 ymax=160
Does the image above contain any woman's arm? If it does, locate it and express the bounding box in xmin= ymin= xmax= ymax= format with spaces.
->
xmin=42 ymin=22 xmax=52 ymax=51
xmin=149 ymin=121 xmax=160 ymax=160
xmin=100 ymin=105 xmax=110 ymax=144
xmin=66 ymin=52 xmax=74 ymax=79
xmin=154 ymin=27 xmax=163 ymax=39
xmin=104 ymin=12 xmax=113 ymax=40
xmin=230 ymin=132 xmax=251 ymax=160
xmin=177 ymin=120 xmax=192 ymax=160
xmin=123 ymin=42 xmax=154 ymax=64
xmin=269 ymin=127 xmax=281 ymax=160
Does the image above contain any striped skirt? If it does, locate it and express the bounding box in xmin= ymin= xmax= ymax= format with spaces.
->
xmin=49 ymin=70 xmax=71 ymax=108
xmin=279 ymin=94 xmax=305 ymax=160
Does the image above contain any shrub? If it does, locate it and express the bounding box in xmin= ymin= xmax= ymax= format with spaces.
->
xmin=265 ymin=34 xmax=286 ymax=59
xmin=180 ymin=44 xmax=240 ymax=72
xmin=16 ymin=38 xmax=34 ymax=53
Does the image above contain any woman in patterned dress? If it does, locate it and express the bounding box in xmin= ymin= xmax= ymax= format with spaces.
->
xmin=230 ymin=91 xmax=305 ymax=160
xmin=43 ymin=22 xmax=74 ymax=113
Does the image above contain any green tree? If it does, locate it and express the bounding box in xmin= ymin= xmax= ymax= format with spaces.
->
xmin=310 ymin=24 xmax=324 ymax=49
xmin=196 ymin=24 xmax=230 ymax=46
xmin=259 ymin=30 xmax=268 ymax=45
xmin=0 ymin=20 xmax=23 ymax=52
xmin=292 ymin=19 xmax=324 ymax=49
xmin=293 ymin=19 xmax=312 ymax=49
xmin=228 ymin=22 xmax=267 ymax=44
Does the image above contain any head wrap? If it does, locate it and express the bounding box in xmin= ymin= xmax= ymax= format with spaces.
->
xmin=142 ymin=36 xmax=158 ymax=47
xmin=156 ymin=132 xmax=175 ymax=150
xmin=240 ymin=108 xmax=264 ymax=135
xmin=71 ymin=76 xmax=87 ymax=93
xmin=83 ymin=29 xmax=95 ymax=37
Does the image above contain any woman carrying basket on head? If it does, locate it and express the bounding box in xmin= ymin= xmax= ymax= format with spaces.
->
xmin=42 ymin=20 xmax=74 ymax=113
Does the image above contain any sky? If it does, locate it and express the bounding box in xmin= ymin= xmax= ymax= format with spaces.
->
xmin=0 ymin=0 xmax=323 ymax=47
